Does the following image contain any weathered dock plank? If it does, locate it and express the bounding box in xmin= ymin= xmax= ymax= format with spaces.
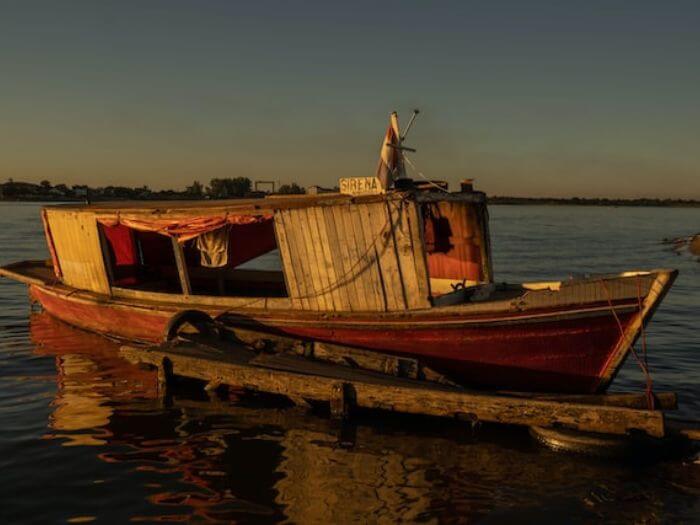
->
xmin=120 ymin=342 xmax=666 ymax=438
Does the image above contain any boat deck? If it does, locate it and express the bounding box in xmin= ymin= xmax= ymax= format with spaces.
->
xmin=0 ymin=260 xmax=59 ymax=287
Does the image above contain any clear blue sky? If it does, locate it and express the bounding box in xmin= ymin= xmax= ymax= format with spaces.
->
xmin=1 ymin=1 xmax=698 ymax=198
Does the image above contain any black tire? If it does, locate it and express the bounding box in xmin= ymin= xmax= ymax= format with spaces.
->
xmin=163 ymin=310 xmax=219 ymax=342
xmin=529 ymin=426 xmax=632 ymax=457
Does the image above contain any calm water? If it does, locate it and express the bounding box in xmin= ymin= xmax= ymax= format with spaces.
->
xmin=1 ymin=202 xmax=699 ymax=523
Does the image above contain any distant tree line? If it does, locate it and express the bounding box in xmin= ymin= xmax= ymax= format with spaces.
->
xmin=3 ymin=178 xmax=698 ymax=207
xmin=488 ymin=195 xmax=700 ymax=208
xmin=0 ymin=177 xmax=309 ymax=202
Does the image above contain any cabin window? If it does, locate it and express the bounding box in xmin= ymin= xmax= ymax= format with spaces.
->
xmin=99 ymin=218 xmax=287 ymax=297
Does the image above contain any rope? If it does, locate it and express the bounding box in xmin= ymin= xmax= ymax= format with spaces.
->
xmin=599 ymin=278 xmax=655 ymax=410
xmin=636 ymin=275 xmax=655 ymax=410
xmin=403 ymin=155 xmax=452 ymax=194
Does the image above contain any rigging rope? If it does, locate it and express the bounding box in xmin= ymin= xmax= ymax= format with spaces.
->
xmin=599 ymin=277 xmax=655 ymax=410
xmin=403 ymin=155 xmax=452 ymax=194
xmin=636 ymin=275 xmax=655 ymax=410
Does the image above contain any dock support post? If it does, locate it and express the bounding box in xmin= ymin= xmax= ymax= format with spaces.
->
xmin=330 ymin=382 xmax=355 ymax=420
xmin=156 ymin=357 xmax=172 ymax=402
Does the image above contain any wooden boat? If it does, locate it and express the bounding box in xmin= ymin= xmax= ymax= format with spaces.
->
xmin=0 ymin=184 xmax=677 ymax=394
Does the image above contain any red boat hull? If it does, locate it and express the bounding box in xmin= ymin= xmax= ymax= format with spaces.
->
xmin=275 ymin=314 xmax=635 ymax=393
xmin=30 ymin=284 xmax=639 ymax=394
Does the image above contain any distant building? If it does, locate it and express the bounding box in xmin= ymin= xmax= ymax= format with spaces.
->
xmin=306 ymin=185 xmax=335 ymax=195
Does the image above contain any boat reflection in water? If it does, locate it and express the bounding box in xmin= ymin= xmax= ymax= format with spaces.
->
xmin=31 ymin=312 xmax=699 ymax=523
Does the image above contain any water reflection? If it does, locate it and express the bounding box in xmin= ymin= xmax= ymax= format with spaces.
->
xmin=30 ymin=312 xmax=700 ymax=523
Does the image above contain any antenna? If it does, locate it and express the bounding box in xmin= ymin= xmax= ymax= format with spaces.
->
xmin=400 ymin=109 xmax=420 ymax=141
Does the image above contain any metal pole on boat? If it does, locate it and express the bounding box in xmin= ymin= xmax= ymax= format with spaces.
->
xmin=400 ymin=109 xmax=420 ymax=142
xmin=392 ymin=109 xmax=420 ymax=183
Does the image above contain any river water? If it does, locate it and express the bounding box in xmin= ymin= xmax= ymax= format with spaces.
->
xmin=1 ymin=202 xmax=699 ymax=523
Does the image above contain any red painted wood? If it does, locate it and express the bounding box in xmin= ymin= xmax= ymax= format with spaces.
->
xmin=276 ymin=313 xmax=634 ymax=393
xmin=31 ymin=286 xmax=171 ymax=343
xmin=29 ymin=285 xmax=634 ymax=393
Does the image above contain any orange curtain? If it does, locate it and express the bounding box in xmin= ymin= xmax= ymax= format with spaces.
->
xmin=424 ymin=202 xmax=484 ymax=282
xmin=96 ymin=213 xmax=272 ymax=243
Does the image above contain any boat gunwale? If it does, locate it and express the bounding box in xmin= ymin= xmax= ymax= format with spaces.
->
xmin=28 ymin=280 xmax=644 ymax=327
xmin=4 ymin=260 xmax=674 ymax=325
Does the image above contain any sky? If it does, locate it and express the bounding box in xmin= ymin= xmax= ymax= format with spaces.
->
xmin=1 ymin=1 xmax=698 ymax=198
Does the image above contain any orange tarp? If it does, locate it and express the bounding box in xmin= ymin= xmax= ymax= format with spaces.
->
xmin=96 ymin=213 xmax=272 ymax=243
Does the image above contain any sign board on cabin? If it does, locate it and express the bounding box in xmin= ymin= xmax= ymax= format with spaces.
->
xmin=339 ymin=177 xmax=385 ymax=196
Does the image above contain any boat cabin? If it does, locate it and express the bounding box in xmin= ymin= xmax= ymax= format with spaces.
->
xmin=40 ymin=189 xmax=493 ymax=312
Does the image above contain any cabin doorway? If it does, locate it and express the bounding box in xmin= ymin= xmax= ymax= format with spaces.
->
xmin=421 ymin=201 xmax=493 ymax=297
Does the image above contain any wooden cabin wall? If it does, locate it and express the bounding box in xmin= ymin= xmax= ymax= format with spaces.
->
xmin=44 ymin=210 xmax=111 ymax=294
xmin=479 ymin=202 xmax=494 ymax=282
xmin=274 ymin=198 xmax=431 ymax=312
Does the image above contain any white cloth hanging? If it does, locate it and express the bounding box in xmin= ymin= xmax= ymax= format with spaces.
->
xmin=194 ymin=226 xmax=230 ymax=268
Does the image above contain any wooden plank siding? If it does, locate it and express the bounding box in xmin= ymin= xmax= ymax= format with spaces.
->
xmin=479 ymin=204 xmax=494 ymax=282
xmin=404 ymin=198 xmax=433 ymax=303
xmin=44 ymin=210 xmax=111 ymax=294
xmin=349 ymin=203 xmax=385 ymax=309
xmin=273 ymin=211 xmax=304 ymax=310
xmin=278 ymin=209 xmax=315 ymax=310
xmin=274 ymin=197 xmax=431 ymax=312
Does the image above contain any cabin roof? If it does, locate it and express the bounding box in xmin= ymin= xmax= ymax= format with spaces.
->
xmin=44 ymin=190 xmax=487 ymax=216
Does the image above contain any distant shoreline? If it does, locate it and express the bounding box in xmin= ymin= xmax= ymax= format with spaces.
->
xmin=2 ymin=195 xmax=700 ymax=208
xmin=486 ymin=196 xmax=700 ymax=207
xmin=2 ymin=179 xmax=699 ymax=207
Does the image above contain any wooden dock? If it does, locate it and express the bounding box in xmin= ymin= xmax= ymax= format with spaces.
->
xmin=118 ymin=334 xmax=698 ymax=441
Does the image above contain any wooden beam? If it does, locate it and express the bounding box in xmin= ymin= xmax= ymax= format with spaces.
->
xmin=97 ymin=226 xmax=115 ymax=291
xmin=219 ymin=327 xmax=457 ymax=386
xmin=170 ymin=237 xmax=192 ymax=296
xmin=120 ymin=343 xmax=667 ymax=438
xmin=502 ymin=391 xmax=677 ymax=411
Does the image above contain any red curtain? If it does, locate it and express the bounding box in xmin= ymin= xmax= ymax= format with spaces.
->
xmin=137 ymin=231 xmax=176 ymax=266
xmin=102 ymin=224 xmax=137 ymax=266
xmin=101 ymin=224 xmax=139 ymax=285
xmin=228 ymin=220 xmax=277 ymax=267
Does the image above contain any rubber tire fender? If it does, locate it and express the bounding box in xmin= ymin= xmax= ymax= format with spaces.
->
xmin=163 ymin=309 xmax=219 ymax=342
